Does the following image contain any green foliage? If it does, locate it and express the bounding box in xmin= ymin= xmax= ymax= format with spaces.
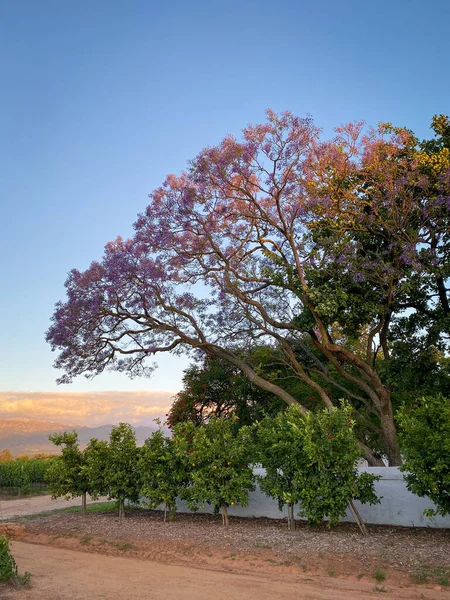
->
xmin=256 ymin=404 xmax=380 ymax=526
xmin=84 ymin=438 xmax=110 ymax=498
xmin=398 ymin=395 xmax=450 ymax=517
xmin=0 ymin=536 xmax=17 ymax=581
xmin=0 ymin=457 xmax=53 ymax=493
xmin=139 ymin=426 xmax=188 ymax=517
xmin=167 ymin=356 xmax=284 ymax=428
xmin=46 ymin=431 xmax=89 ymax=501
xmin=0 ymin=536 xmax=31 ymax=585
xmin=173 ymin=417 xmax=255 ymax=523
xmin=255 ymin=409 xmax=307 ymax=511
xmin=103 ymin=423 xmax=141 ymax=517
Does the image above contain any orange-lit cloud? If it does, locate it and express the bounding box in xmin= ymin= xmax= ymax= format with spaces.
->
xmin=0 ymin=391 xmax=174 ymax=426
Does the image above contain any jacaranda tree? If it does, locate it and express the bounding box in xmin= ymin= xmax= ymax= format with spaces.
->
xmin=46 ymin=112 xmax=450 ymax=466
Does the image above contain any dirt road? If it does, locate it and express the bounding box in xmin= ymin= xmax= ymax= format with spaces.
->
xmin=0 ymin=495 xmax=106 ymax=520
xmin=2 ymin=542 xmax=444 ymax=600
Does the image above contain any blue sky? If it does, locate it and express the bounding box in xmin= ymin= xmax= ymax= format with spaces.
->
xmin=0 ymin=1 xmax=449 ymax=420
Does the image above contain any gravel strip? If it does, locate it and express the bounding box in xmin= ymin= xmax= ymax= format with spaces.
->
xmin=19 ymin=508 xmax=450 ymax=572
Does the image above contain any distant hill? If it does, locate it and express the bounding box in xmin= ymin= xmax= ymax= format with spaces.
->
xmin=0 ymin=417 xmax=79 ymax=438
xmin=0 ymin=418 xmax=159 ymax=457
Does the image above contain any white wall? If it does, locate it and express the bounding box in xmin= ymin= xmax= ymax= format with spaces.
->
xmin=169 ymin=467 xmax=450 ymax=528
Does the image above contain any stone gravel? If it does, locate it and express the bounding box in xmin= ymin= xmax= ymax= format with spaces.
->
xmin=19 ymin=508 xmax=450 ymax=572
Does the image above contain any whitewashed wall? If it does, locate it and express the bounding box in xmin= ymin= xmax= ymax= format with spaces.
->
xmin=167 ymin=467 xmax=450 ymax=528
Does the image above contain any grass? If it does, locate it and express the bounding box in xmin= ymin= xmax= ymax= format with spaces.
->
xmin=327 ymin=567 xmax=335 ymax=577
xmin=431 ymin=566 xmax=450 ymax=586
xmin=410 ymin=572 xmax=430 ymax=584
xmin=62 ymin=501 xmax=118 ymax=514
xmin=113 ymin=542 xmax=133 ymax=551
xmin=409 ymin=565 xmax=450 ymax=586
xmin=11 ymin=501 xmax=118 ymax=521
xmin=374 ymin=567 xmax=386 ymax=582
xmin=79 ymin=535 xmax=92 ymax=545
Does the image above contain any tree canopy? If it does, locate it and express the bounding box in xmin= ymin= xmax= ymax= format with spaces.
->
xmin=167 ymin=356 xmax=284 ymax=428
xmin=46 ymin=431 xmax=90 ymax=515
xmin=47 ymin=112 xmax=450 ymax=466
xmin=398 ymin=395 xmax=450 ymax=517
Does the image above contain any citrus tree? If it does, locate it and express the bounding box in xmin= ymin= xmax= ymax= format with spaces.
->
xmin=104 ymin=423 xmax=141 ymax=520
xmin=398 ymin=395 xmax=450 ymax=517
xmin=174 ymin=417 xmax=255 ymax=526
xmin=46 ymin=431 xmax=90 ymax=515
xmin=84 ymin=437 xmax=110 ymax=500
xmin=256 ymin=404 xmax=380 ymax=533
xmin=139 ymin=426 xmax=188 ymax=520
xmin=255 ymin=411 xmax=305 ymax=530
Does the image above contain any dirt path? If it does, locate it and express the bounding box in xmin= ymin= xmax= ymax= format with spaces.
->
xmin=0 ymin=495 xmax=107 ymax=519
xmin=1 ymin=541 xmax=445 ymax=600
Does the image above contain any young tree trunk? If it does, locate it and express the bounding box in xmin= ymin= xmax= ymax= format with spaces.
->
xmin=349 ymin=500 xmax=368 ymax=537
xmin=221 ymin=504 xmax=230 ymax=527
xmin=287 ymin=502 xmax=295 ymax=531
xmin=379 ymin=393 xmax=402 ymax=466
xmin=164 ymin=502 xmax=168 ymax=523
xmin=118 ymin=499 xmax=125 ymax=521
xmin=81 ymin=491 xmax=87 ymax=517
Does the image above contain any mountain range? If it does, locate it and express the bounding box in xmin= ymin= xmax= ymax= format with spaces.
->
xmin=0 ymin=418 xmax=159 ymax=456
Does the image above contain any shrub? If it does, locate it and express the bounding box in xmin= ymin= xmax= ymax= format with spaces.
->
xmin=0 ymin=536 xmax=31 ymax=586
xmin=398 ymin=395 xmax=450 ymax=517
xmin=256 ymin=403 xmax=380 ymax=530
xmin=47 ymin=431 xmax=90 ymax=515
xmin=139 ymin=426 xmax=189 ymax=520
xmin=174 ymin=417 xmax=255 ymax=525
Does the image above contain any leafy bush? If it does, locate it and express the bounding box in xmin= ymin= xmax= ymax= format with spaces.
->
xmin=174 ymin=417 xmax=255 ymax=525
xmin=47 ymin=431 xmax=90 ymax=514
xmin=108 ymin=424 xmax=142 ymax=517
xmin=255 ymin=407 xmax=308 ymax=530
xmin=256 ymin=404 xmax=380 ymax=529
xmin=139 ymin=426 xmax=188 ymax=519
xmin=0 ymin=536 xmax=31 ymax=586
xmin=398 ymin=395 xmax=450 ymax=517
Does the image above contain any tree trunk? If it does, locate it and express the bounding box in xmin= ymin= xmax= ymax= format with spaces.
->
xmin=164 ymin=502 xmax=168 ymax=523
xmin=379 ymin=391 xmax=402 ymax=466
xmin=349 ymin=500 xmax=368 ymax=537
xmin=287 ymin=502 xmax=295 ymax=531
xmin=359 ymin=443 xmax=385 ymax=467
xmin=81 ymin=491 xmax=87 ymax=517
xmin=221 ymin=504 xmax=230 ymax=526
xmin=119 ymin=499 xmax=125 ymax=521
